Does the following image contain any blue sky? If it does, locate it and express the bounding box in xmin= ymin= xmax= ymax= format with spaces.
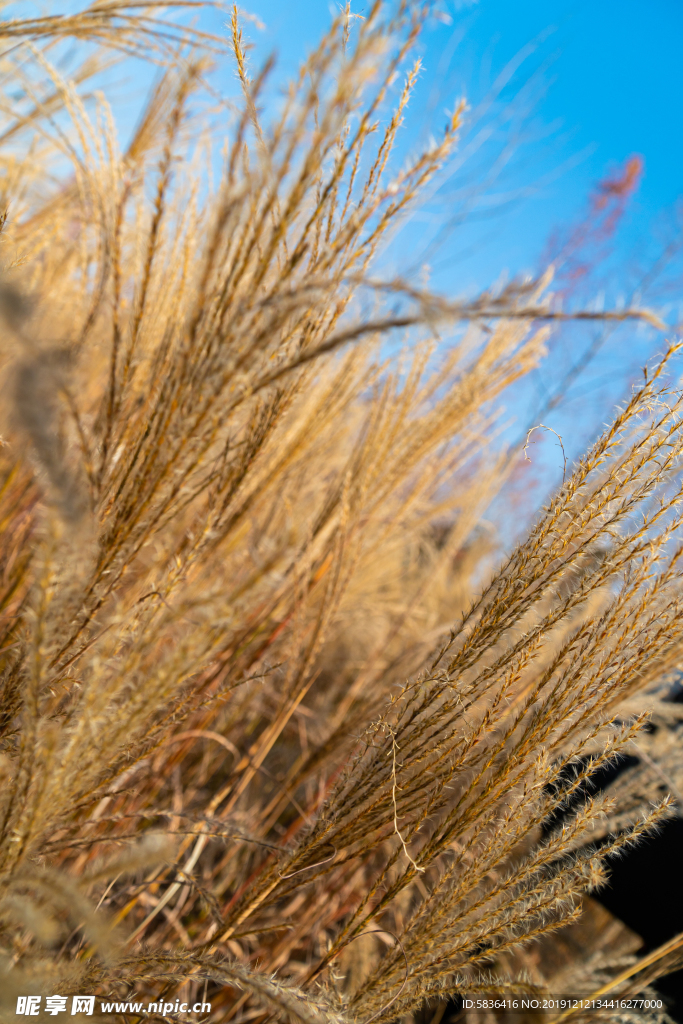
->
xmin=201 ymin=0 xmax=683 ymax=297
xmin=195 ymin=0 xmax=681 ymax=469
xmin=103 ymin=0 xmax=683 ymax=311
xmin=96 ymin=0 xmax=683 ymax=495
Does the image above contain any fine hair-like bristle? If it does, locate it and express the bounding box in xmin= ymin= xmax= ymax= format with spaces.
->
xmin=0 ymin=4 xmax=678 ymax=1023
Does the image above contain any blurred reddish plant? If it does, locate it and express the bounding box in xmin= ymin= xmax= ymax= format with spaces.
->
xmin=544 ymin=155 xmax=644 ymax=296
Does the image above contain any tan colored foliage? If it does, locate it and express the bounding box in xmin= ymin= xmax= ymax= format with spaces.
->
xmin=0 ymin=3 xmax=679 ymax=1023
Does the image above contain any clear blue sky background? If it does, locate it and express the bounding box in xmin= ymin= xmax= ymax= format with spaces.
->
xmin=198 ymin=0 xmax=682 ymax=477
xmin=105 ymin=0 xmax=682 ymax=307
xmin=102 ymin=0 xmax=683 ymax=499
xmin=206 ymin=0 xmax=683 ymax=297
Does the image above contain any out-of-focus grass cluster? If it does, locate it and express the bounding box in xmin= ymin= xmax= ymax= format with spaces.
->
xmin=1 ymin=3 xmax=683 ymax=1022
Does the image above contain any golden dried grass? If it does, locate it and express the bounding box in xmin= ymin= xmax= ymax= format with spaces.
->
xmin=0 ymin=3 xmax=679 ymax=1023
